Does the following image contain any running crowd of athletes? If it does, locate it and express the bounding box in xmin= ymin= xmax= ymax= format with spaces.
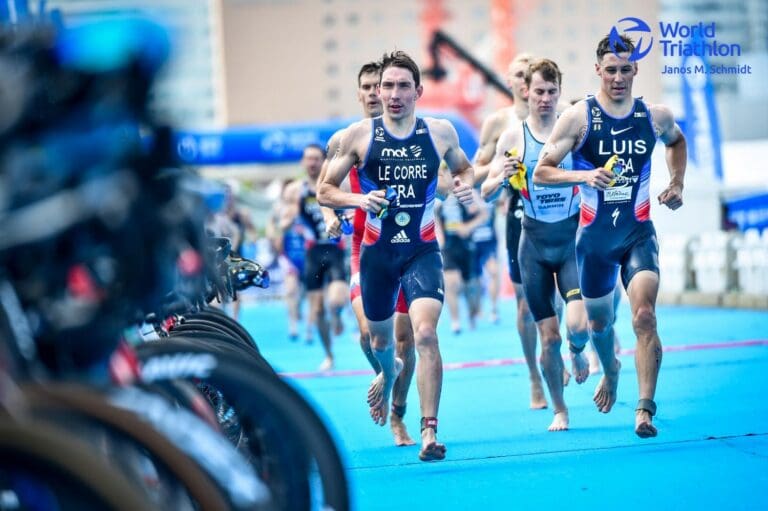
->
xmin=229 ymin=34 xmax=687 ymax=461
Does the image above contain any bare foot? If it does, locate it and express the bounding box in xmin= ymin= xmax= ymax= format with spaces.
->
xmin=593 ymin=359 xmax=621 ymax=413
xmin=390 ymin=413 xmax=416 ymax=446
xmin=635 ymin=409 xmax=658 ymax=438
xmin=548 ymin=410 xmax=569 ymax=431
xmin=570 ymin=351 xmax=590 ymax=384
xmin=419 ymin=426 xmax=446 ymax=461
xmin=367 ymin=358 xmax=403 ymax=426
xmin=562 ymin=367 xmax=571 ymax=387
xmin=318 ymin=356 xmax=334 ymax=372
xmin=530 ymin=379 xmax=548 ymax=410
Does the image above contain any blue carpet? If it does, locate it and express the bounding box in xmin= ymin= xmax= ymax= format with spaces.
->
xmin=240 ymin=299 xmax=768 ymax=511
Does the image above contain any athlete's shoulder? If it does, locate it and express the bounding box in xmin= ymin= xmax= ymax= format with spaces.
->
xmin=479 ymin=107 xmax=514 ymax=136
xmin=344 ymin=117 xmax=374 ymax=138
xmin=336 ymin=117 xmax=375 ymax=158
xmin=562 ymin=99 xmax=588 ymax=119
xmin=646 ymin=102 xmax=675 ymax=124
xmin=498 ymin=119 xmax=524 ymax=150
xmin=646 ymin=102 xmax=683 ymax=142
xmin=422 ymin=115 xmax=451 ymax=128
xmin=553 ymin=100 xmax=587 ymax=134
xmin=283 ymin=178 xmax=305 ymax=200
xmin=326 ymin=127 xmax=347 ymax=155
xmin=422 ymin=116 xmax=458 ymax=138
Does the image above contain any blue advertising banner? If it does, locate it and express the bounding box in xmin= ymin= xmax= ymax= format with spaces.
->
xmin=725 ymin=193 xmax=768 ymax=232
xmin=0 ymin=0 xmax=30 ymax=24
xmin=173 ymin=111 xmax=479 ymax=166
xmin=680 ymin=34 xmax=724 ymax=181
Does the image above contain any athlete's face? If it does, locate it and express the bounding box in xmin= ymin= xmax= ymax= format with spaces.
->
xmin=506 ymin=60 xmax=529 ymax=102
xmin=527 ymin=72 xmax=560 ymax=118
xmin=302 ymin=146 xmax=324 ymax=181
xmin=596 ymin=52 xmax=637 ymax=101
xmin=378 ymin=66 xmax=422 ymax=121
xmin=357 ymin=71 xmax=382 ymax=118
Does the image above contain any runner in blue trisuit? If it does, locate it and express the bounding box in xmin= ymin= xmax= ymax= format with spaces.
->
xmin=534 ymin=35 xmax=687 ymax=438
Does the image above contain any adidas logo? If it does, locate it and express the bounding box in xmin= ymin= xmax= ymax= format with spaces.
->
xmin=390 ymin=230 xmax=411 ymax=244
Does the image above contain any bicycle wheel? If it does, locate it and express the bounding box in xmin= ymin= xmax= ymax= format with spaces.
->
xmin=145 ymin=334 xmax=307 ymax=507
xmin=136 ymin=339 xmax=350 ymax=511
xmin=167 ymin=329 xmax=275 ymax=374
xmin=16 ymin=383 xmax=269 ymax=511
xmin=0 ymin=419 xmax=159 ymax=511
xmin=182 ymin=315 xmax=253 ymax=350
xmin=192 ymin=307 xmax=259 ymax=349
xmin=171 ymin=320 xmax=255 ymax=353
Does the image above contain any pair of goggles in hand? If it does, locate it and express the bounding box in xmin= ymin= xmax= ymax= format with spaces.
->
xmin=502 ymin=148 xmax=528 ymax=192
xmin=371 ymin=186 xmax=399 ymax=220
xmin=604 ymin=154 xmax=625 ymax=187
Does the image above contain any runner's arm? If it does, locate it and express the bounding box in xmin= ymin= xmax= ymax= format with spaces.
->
xmin=653 ymin=104 xmax=687 ymax=210
xmin=481 ymin=127 xmax=518 ymax=202
xmin=440 ymin=120 xmax=475 ymax=205
xmin=317 ymin=122 xmax=388 ymax=215
xmin=534 ymin=103 xmax=613 ymax=189
xmin=456 ymin=190 xmax=489 ymax=238
xmin=319 ymin=130 xmax=351 ymax=235
xmin=472 ymin=112 xmax=502 ymax=185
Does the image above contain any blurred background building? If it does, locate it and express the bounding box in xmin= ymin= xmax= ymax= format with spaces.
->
xmin=13 ymin=0 xmax=768 ymax=303
xmin=36 ymin=1 xmax=766 ymax=138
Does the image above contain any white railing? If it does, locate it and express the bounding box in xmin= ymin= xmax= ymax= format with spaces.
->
xmin=659 ymin=229 xmax=768 ymax=298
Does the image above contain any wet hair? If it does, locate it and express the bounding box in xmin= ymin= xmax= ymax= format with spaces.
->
xmin=596 ymin=34 xmax=635 ymax=61
xmin=380 ymin=50 xmax=421 ymax=88
xmin=303 ymin=143 xmax=326 ymax=159
xmin=357 ymin=61 xmax=382 ymax=86
xmin=525 ymin=58 xmax=562 ymax=87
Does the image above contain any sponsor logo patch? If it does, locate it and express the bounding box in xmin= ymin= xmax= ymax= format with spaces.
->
xmin=390 ymin=230 xmax=411 ymax=243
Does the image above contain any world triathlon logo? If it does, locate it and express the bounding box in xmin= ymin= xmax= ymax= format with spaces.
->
xmin=608 ymin=17 xmax=653 ymax=61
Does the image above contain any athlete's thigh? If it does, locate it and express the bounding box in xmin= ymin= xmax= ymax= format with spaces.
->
xmin=518 ymin=231 xmax=557 ymax=322
xmin=407 ymin=296 xmax=443 ymax=335
xmin=326 ymin=245 xmax=348 ymax=284
xmin=555 ymin=242 xmax=582 ymax=304
xmin=302 ymin=247 xmax=324 ymax=291
xmin=620 ymin=231 xmax=659 ymax=291
xmin=360 ymin=245 xmax=401 ymax=321
xmin=506 ymin=218 xmax=523 ymax=284
xmin=400 ymin=247 xmax=444 ymax=306
xmin=626 ymin=270 xmax=660 ymax=315
xmin=394 ymin=288 xmax=409 ymax=315
xmin=575 ymin=230 xmax=620 ymax=299
xmin=441 ymin=240 xmax=462 ymax=273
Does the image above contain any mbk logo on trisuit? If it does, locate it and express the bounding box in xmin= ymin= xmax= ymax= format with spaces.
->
xmin=381 ymin=147 xmax=409 ymax=158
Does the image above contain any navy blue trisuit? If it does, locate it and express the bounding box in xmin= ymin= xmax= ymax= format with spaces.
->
xmin=356 ymin=117 xmax=445 ymax=321
xmin=297 ymin=182 xmax=347 ymax=291
xmin=571 ymin=97 xmax=659 ymax=298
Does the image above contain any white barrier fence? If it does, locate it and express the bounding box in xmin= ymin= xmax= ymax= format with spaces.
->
xmin=659 ymin=228 xmax=768 ymax=298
